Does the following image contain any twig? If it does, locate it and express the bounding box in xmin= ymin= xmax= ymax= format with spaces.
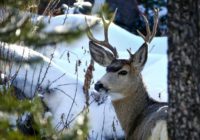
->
xmin=149 ymin=45 xmax=156 ymax=53
xmin=10 ymin=48 xmax=25 ymax=85
xmin=112 ymin=117 xmax=118 ymax=140
xmin=22 ymin=70 xmax=28 ymax=96
xmin=64 ymin=59 xmax=79 ymax=128
xmin=62 ymin=4 xmax=70 ymax=25
xmin=56 ymin=83 xmax=77 ymax=87
xmin=53 ymin=87 xmax=78 ymax=106
xmin=55 ymin=113 xmax=66 ymax=131
xmin=48 ymin=73 xmax=66 ymax=87
xmin=101 ymin=102 xmax=107 ymax=140
xmin=58 ymin=95 xmax=96 ymax=133
xmin=8 ymin=49 xmax=15 ymax=85
xmin=42 ymin=0 xmax=54 ymax=16
xmin=31 ymin=65 xmax=37 ymax=98
xmin=35 ymin=62 xmax=45 ymax=94
xmin=38 ymin=53 xmax=54 ymax=87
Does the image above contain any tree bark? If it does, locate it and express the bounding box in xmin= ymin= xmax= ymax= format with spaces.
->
xmin=168 ymin=0 xmax=200 ymax=140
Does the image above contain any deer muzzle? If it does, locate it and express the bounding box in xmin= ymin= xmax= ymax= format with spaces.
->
xmin=95 ymin=81 xmax=109 ymax=92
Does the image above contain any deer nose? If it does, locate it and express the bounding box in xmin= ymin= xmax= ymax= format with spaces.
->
xmin=95 ymin=81 xmax=104 ymax=91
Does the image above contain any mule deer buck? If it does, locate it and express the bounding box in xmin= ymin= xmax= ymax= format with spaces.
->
xmin=87 ymin=9 xmax=168 ymax=140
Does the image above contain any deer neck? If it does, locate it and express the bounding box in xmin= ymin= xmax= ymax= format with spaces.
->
xmin=112 ymin=79 xmax=150 ymax=137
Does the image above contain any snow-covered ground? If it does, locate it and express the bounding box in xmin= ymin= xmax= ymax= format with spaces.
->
xmin=2 ymin=13 xmax=168 ymax=139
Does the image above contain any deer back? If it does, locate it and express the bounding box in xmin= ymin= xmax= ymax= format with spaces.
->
xmin=131 ymin=103 xmax=168 ymax=140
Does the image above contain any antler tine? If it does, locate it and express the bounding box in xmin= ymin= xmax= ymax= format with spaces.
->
xmin=137 ymin=8 xmax=159 ymax=43
xmin=149 ymin=8 xmax=159 ymax=42
xmin=100 ymin=9 xmax=117 ymax=42
xmin=137 ymin=15 xmax=150 ymax=42
xmin=85 ymin=17 xmax=100 ymax=43
xmin=143 ymin=14 xmax=151 ymax=41
xmin=86 ymin=18 xmax=107 ymax=45
xmin=86 ymin=9 xmax=118 ymax=58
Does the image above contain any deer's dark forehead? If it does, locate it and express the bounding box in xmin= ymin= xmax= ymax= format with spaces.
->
xmin=106 ymin=59 xmax=130 ymax=72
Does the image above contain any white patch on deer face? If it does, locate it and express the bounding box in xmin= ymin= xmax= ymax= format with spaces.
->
xmin=109 ymin=92 xmax=125 ymax=101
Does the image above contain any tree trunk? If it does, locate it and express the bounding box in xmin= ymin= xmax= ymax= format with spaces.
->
xmin=168 ymin=0 xmax=200 ymax=140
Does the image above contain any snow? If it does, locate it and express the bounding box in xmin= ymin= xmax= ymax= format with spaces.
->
xmin=2 ymin=13 xmax=168 ymax=139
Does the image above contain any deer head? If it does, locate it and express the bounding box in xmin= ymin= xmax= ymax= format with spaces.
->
xmin=87 ymin=9 xmax=159 ymax=100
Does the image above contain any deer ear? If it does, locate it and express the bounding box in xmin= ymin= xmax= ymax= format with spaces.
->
xmin=131 ymin=43 xmax=148 ymax=72
xmin=89 ymin=41 xmax=114 ymax=67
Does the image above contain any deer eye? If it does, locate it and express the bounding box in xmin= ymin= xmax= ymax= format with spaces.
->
xmin=118 ymin=70 xmax=128 ymax=76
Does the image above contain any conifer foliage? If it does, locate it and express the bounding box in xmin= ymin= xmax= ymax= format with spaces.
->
xmin=0 ymin=0 xmax=89 ymax=139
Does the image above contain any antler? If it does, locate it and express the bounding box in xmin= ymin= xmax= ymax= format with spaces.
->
xmin=128 ymin=8 xmax=159 ymax=61
xmin=86 ymin=9 xmax=118 ymax=58
xmin=137 ymin=8 xmax=159 ymax=43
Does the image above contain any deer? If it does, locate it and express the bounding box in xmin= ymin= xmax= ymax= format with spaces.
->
xmin=87 ymin=9 xmax=168 ymax=140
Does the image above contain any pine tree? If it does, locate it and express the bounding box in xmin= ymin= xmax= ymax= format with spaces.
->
xmin=0 ymin=0 xmax=89 ymax=139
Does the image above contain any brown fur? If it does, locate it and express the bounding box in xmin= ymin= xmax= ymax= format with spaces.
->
xmin=112 ymin=78 xmax=168 ymax=140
